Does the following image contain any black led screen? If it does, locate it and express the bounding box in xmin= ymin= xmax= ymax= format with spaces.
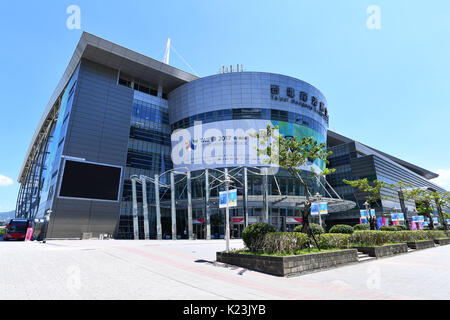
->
xmin=59 ymin=160 xmax=122 ymax=201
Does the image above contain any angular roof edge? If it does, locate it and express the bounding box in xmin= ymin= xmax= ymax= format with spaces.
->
xmin=327 ymin=130 xmax=439 ymax=180
xmin=18 ymin=32 xmax=198 ymax=182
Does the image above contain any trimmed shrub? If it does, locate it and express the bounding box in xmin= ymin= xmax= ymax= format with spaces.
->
xmin=242 ymin=223 xmax=276 ymax=251
xmin=317 ymin=234 xmax=350 ymax=249
xmin=349 ymin=230 xmax=447 ymax=246
xmin=396 ymin=225 xmax=407 ymax=231
xmin=262 ymin=232 xmax=309 ymax=254
xmin=353 ymin=224 xmax=370 ymax=231
xmin=329 ymin=224 xmax=354 ymax=234
xmin=380 ymin=226 xmax=399 ymax=232
xmin=293 ymin=223 xmax=324 ymax=235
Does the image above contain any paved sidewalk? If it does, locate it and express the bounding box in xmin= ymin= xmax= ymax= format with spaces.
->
xmin=1 ymin=239 xmax=449 ymax=300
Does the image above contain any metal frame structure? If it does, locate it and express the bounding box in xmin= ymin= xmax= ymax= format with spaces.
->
xmin=130 ymin=166 xmax=355 ymax=241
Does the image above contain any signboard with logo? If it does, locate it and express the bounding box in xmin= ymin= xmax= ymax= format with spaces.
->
xmin=397 ymin=213 xmax=405 ymax=221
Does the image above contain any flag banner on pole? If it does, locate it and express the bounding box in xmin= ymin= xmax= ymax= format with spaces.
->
xmin=370 ymin=209 xmax=376 ymax=217
xmin=311 ymin=203 xmax=319 ymax=216
xmin=411 ymin=221 xmax=417 ymax=230
xmin=377 ymin=217 xmax=383 ymax=230
xmin=219 ymin=189 xmax=237 ymax=208
xmin=228 ymin=189 xmax=237 ymax=207
xmin=360 ymin=210 xmax=367 ymax=218
xmin=319 ymin=202 xmax=328 ymax=215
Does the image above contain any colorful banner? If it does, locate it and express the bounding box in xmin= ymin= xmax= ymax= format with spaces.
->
xmin=311 ymin=203 xmax=319 ymax=216
xmin=391 ymin=213 xmax=398 ymax=221
xmin=370 ymin=209 xmax=376 ymax=217
xmin=412 ymin=216 xmax=419 ymax=223
xmin=25 ymin=228 xmax=33 ymax=242
xmin=360 ymin=210 xmax=368 ymax=218
xmin=397 ymin=213 xmax=405 ymax=221
xmin=319 ymin=202 xmax=328 ymax=215
xmin=411 ymin=221 xmax=417 ymax=230
xmin=377 ymin=217 xmax=383 ymax=230
xmin=219 ymin=189 xmax=238 ymax=208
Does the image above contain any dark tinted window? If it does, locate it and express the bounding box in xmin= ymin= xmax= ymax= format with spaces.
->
xmin=59 ymin=160 xmax=122 ymax=201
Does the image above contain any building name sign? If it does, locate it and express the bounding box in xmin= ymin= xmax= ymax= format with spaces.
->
xmin=270 ymin=85 xmax=328 ymax=123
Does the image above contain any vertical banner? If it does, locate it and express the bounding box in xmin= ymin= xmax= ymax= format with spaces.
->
xmin=25 ymin=227 xmax=34 ymax=242
xmin=219 ymin=191 xmax=228 ymax=209
xmin=219 ymin=189 xmax=238 ymax=208
xmin=311 ymin=203 xmax=319 ymax=216
xmin=228 ymin=189 xmax=237 ymax=208
xmin=319 ymin=202 xmax=328 ymax=215
xmin=360 ymin=210 xmax=368 ymax=224
xmin=377 ymin=217 xmax=382 ymax=230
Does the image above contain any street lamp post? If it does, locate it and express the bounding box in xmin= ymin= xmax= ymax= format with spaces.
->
xmin=224 ymin=168 xmax=232 ymax=253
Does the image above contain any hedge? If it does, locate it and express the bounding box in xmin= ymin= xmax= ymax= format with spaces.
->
xmin=242 ymin=223 xmax=276 ymax=251
xmin=293 ymin=223 xmax=324 ymax=235
xmin=263 ymin=232 xmax=309 ymax=254
xmin=317 ymin=234 xmax=350 ymax=249
xmin=349 ymin=230 xmax=447 ymax=246
xmin=329 ymin=224 xmax=354 ymax=234
xmin=353 ymin=224 xmax=370 ymax=231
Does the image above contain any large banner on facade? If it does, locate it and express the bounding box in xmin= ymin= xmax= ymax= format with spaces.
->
xmin=171 ymin=119 xmax=325 ymax=172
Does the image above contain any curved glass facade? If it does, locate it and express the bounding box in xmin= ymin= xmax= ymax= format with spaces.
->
xmin=165 ymin=71 xmax=330 ymax=237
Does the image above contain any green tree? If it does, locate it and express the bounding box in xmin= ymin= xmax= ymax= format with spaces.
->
xmin=402 ymin=188 xmax=436 ymax=230
xmin=343 ymin=178 xmax=387 ymax=230
xmin=253 ymin=125 xmax=335 ymax=249
xmin=430 ymin=191 xmax=450 ymax=231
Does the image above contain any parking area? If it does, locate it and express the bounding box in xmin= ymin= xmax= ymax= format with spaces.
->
xmin=1 ymin=239 xmax=449 ymax=300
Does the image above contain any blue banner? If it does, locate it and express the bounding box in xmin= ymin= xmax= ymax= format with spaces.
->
xmin=311 ymin=203 xmax=319 ymax=215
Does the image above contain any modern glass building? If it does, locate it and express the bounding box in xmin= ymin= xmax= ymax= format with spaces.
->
xmin=325 ymin=130 xmax=447 ymax=227
xmin=15 ymin=32 xmax=447 ymax=239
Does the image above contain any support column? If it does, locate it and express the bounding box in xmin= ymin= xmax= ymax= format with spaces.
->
xmin=131 ymin=178 xmax=139 ymax=240
xmin=205 ymin=169 xmax=211 ymax=240
xmin=187 ymin=171 xmax=193 ymax=240
xmin=141 ymin=178 xmax=150 ymax=240
xmin=263 ymin=168 xmax=269 ymax=224
xmin=155 ymin=174 xmax=162 ymax=240
xmin=170 ymin=172 xmax=177 ymax=240
xmin=244 ymin=167 xmax=249 ymax=229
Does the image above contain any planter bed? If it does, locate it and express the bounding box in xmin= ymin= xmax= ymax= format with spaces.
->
xmin=354 ymin=243 xmax=408 ymax=258
xmin=434 ymin=238 xmax=450 ymax=245
xmin=216 ymin=249 xmax=358 ymax=277
xmin=407 ymin=240 xmax=435 ymax=250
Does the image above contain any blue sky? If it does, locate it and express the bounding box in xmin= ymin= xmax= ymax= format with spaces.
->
xmin=1 ymin=0 xmax=450 ymax=211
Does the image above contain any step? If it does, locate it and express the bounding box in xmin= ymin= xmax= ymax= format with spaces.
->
xmin=358 ymin=256 xmax=376 ymax=262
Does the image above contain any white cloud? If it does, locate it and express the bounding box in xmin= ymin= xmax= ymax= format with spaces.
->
xmin=432 ymin=169 xmax=450 ymax=191
xmin=0 ymin=175 xmax=13 ymax=187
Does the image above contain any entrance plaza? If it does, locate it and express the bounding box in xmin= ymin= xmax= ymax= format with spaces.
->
xmin=1 ymin=239 xmax=449 ymax=300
